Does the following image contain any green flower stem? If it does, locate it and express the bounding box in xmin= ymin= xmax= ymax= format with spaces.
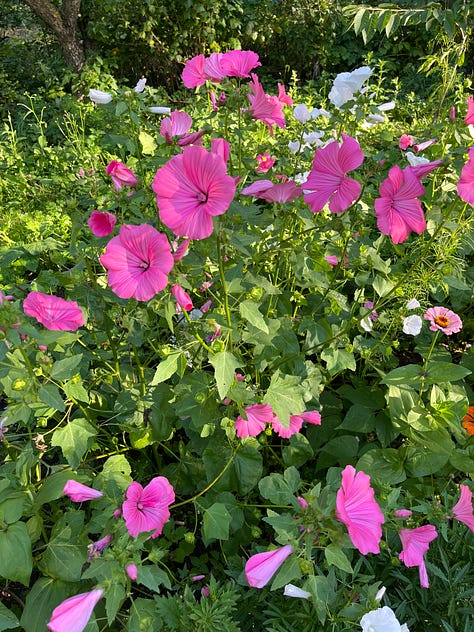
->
xmin=180 ymin=308 xmax=213 ymax=353
xmin=216 ymin=225 xmax=233 ymax=345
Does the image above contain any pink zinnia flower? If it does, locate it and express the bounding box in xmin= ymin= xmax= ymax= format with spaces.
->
xmin=336 ymin=465 xmax=385 ymax=555
xmin=457 ymin=146 xmax=474 ymax=205
xmin=235 ymin=403 xmax=275 ymax=438
xmin=126 ymin=563 xmax=138 ymax=581
xmin=241 ymin=179 xmax=301 ymax=203
xmin=465 ymin=96 xmax=474 ymax=125
xmin=99 ymin=224 xmax=174 ymax=302
xmin=171 ymin=285 xmax=193 ymax=311
xmin=122 ymin=476 xmax=175 ymax=538
xmin=106 ymin=160 xmax=138 ymax=190
xmin=152 ymin=145 xmax=236 ymax=240
xmin=182 ymin=54 xmax=206 ymax=88
xmin=245 ymin=544 xmax=292 ymax=588
xmin=63 ymin=480 xmax=103 ymax=502
xmin=399 ymin=134 xmax=414 ymax=150
xmin=374 ymin=165 xmax=426 ymax=243
xmin=23 ymin=292 xmax=84 ymax=331
xmin=423 ymin=306 xmax=462 ymax=335
xmin=256 ymin=152 xmax=275 ymax=173
xmin=47 ymin=589 xmax=104 ymax=632
xmin=303 ymin=134 xmax=364 ymax=214
xmin=220 ymin=50 xmax=261 ymax=78
xmin=399 ymin=525 xmax=438 ymax=588
xmin=160 ymin=110 xmax=193 ymax=143
xmin=247 ymin=74 xmax=286 ymax=135
xmin=88 ymin=210 xmax=117 ymax=237
xmin=452 ymin=485 xmax=474 ymax=533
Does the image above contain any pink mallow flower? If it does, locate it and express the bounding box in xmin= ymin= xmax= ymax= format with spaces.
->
xmin=465 ymin=96 xmax=474 ymax=125
xmin=171 ymin=285 xmax=193 ymax=311
xmin=241 ymin=179 xmax=301 ymax=203
xmin=395 ymin=509 xmax=413 ymax=518
xmin=303 ymin=133 xmax=364 ymax=214
xmin=106 ymin=160 xmax=138 ymax=190
xmin=245 ymin=544 xmax=293 ymax=588
xmin=88 ymin=210 xmax=117 ymax=237
xmin=452 ymin=485 xmax=474 ymax=533
xmin=63 ymin=480 xmax=103 ymax=502
xmin=247 ymin=74 xmax=286 ymax=135
xmin=220 ymin=50 xmax=261 ymax=78
xmin=160 ymin=110 xmax=193 ymax=143
xmin=398 ymin=525 xmax=438 ymax=588
xmin=100 ymin=224 xmax=174 ymax=302
xmin=152 ymin=145 xmax=236 ymax=240
xmin=374 ymin=165 xmax=426 ymax=243
xmin=423 ymin=306 xmax=462 ymax=335
xmin=181 ymin=54 xmax=206 ymax=88
xmin=457 ymin=146 xmax=474 ymax=205
xmin=399 ymin=134 xmax=414 ymax=150
xmin=23 ymin=292 xmax=84 ymax=331
xmin=235 ymin=403 xmax=275 ymax=438
xmin=272 ymin=410 xmax=321 ymax=438
xmin=122 ymin=476 xmax=175 ymax=538
xmin=47 ymin=589 xmax=104 ymax=632
xmin=336 ymin=465 xmax=385 ymax=555
xmin=256 ymin=152 xmax=275 ymax=173
xmin=126 ymin=563 xmax=138 ymax=581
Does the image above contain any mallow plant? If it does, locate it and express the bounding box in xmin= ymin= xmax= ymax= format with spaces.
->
xmin=0 ymin=50 xmax=473 ymax=631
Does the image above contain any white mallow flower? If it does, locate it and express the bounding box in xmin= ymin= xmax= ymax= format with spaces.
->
xmin=328 ymin=83 xmax=355 ymax=108
xmin=293 ymin=104 xmax=312 ymax=123
xmin=283 ymin=584 xmax=311 ymax=599
xmin=378 ymin=100 xmax=396 ymax=111
xmin=311 ymin=107 xmax=332 ymax=119
xmin=288 ymin=140 xmax=303 ymax=154
xmin=403 ymin=314 xmax=423 ymax=335
xmin=375 ymin=586 xmax=386 ymax=601
xmin=89 ymin=89 xmax=112 ymax=104
xmin=149 ymin=106 xmax=171 ymax=114
xmin=134 ymin=77 xmax=147 ymax=93
xmin=406 ymin=298 xmax=420 ymax=310
xmin=303 ymin=131 xmax=324 ymax=145
xmin=294 ymin=171 xmax=310 ymax=185
xmin=360 ymin=606 xmax=409 ymax=632
xmin=405 ymin=151 xmax=429 ymax=167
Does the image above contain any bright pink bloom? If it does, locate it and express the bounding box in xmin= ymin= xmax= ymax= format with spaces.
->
xmin=465 ymin=96 xmax=474 ymax=125
xmin=256 ymin=153 xmax=275 ymax=173
xmin=248 ymin=74 xmax=286 ymax=135
xmin=245 ymin=544 xmax=293 ymax=588
xmin=413 ymin=138 xmax=437 ymax=152
xmin=277 ymin=83 xmax=293 ymax=106
xmin=126 ymin=563 xmax=138 ymax=581
xmin=399 ymin=134 xmax=414 ymax=150
xmin=122 ymin=476 xmax=175 ymax=538
xmin=177 ymin=130 xmax=205 ymax=147
xmin=395 ymin=509 xmax=413 ymax=518
xmin=241 ymin=179 xmax=301 ymax=203
xmin=63 ymin=480 xmax=103 ymax=502
xmin=297 ymin=496 xmax=308 ymax=509
xmin=171 ymin=285 xmax=193 ymax=311
xmin=182 ymin=54 xmax=206 ymax=88
xmin=152 ymin=145 xmax=236 ymax=240
xmin=211 ymin=138 xmax=231 ymax=166
xmin=399 ymin=525 xmax=438 ymax=588
xmin=457 ymin=146 xmax=474 ymax=205
xmin=203 ymin=53 xmax=226 ymax=82
xmin=220 ymin=50 xmax=261 ymax=78
xmin=192 ymin=574 xmax=206 ymax=582
xmin=374 ymin=165 xmax=426 ymax=243
xmin=336 ymin=465 xmax=385 ymax=555
xmin=271 ymin=415 xmax=303 ymax=438
xmin=23 ymin=292 xmax=84 ymax=331
xmin=235 ymin=403 xmax=274 ymax=438
xmin=106 ymin=160 xmax=138 ymax=190
xmin=172 ymin=238 xmax=191 ymax=261
xmin=406 ymin=159 xmax=442 ymax=180
xmin=303 ymin=134 xmax=363 ymax=214
xmin=325 ymin=255 xmax=339 ymax=267
xmin=452 ymin=485 xmax=474 ymax=533
xmin=424 ymin=306 xmax=462 ymax=335
xmin=300 ymin=410 xmax=322 ymax=425
xmin=88 ymin=210 xmax=117 ymax=237
xmin=160 ymin=110 xmax=193 ymax=143
xmin=47 ymin=589 xmax=103 ymax=632
xmin=99 ymin=224 xmax=174 ymax=302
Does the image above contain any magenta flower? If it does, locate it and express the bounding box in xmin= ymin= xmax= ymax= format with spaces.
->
xmin=395 ymin=509 xmax=413 ymax=518
xmin=256 ymin=152 xmax=275 ymax=173
xmin=235 ymin=403 xmax=275 ymax=438
xmin=23 ymin=292 xmax=84 ymax=331
xmin=465 ymin=96 xmax=474 ymax=125
xmin=247 ymin=74 xmax=286 ymax=135
xmin=399 ymin=525 xmax=438 ymax=588
xmin=271 ymin=415 xmax=303 ymax=438
xmin=106 ymin=160 xmax=138 ymax=190
xmin=413 ymin=138 xmax=437 ymax=153
xmin=126 ymin=563 xmax=138 ymax=581
xmin=399 ymin=134 xmax=414 ymax=150
xmin=203 ymin=53 xmax=226 ymax=82
xmin=182 ymin=54 xmax=206 ymax=88
xmin=172 ymin=238 xmax=191 ymax=262
xmin=423 ymin=306 xmax=462 ymax=335
xmin=452 ymin=485 xmax=474 ymax=533
xmin=406 ymin=159 xmax=442 ymax=180
xmin=457 ymin=146 xmax=474 ymax=205
xmin=171 ymin=285 xmax=193 ymax=311
xmin=241 ymin=178 xmax=301 ymax=203
xmin=374 ymin=165 xmax=426 ymax=243
xmin=277 ymin=83 xmax=293 ymax=106
xmin=303 ymin=134 xmax=364 ymax=214
xmin=87 ymin=534 xmax=112 ymax=561
xmin=220 ymin=50 xmax=261 ymax=78
xmin=47 ymin=589 xmax=103 ymax=632
xmin=325 ymin=255 xmax=339 ymax=267
xmin=122 ymin=476 xmax=175 ymax=538
xmin=245 ymin=544 xmax=293 ymax=588
xmin=336 ymin=465 xmax=385 ymax=555
xmin=99 ymin=224 xmax=174 ymax=302
xmin=160 ymin=110 xmax=193 ymax=143
xmin=88 ymin=210 xmax=117 ymax=237
xmin=63 ymin=480 xmax=103 ymax=502
xmin=152 ymin=145 xmax=236 ymax=240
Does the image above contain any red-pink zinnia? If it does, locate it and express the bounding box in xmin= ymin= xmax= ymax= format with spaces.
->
xmin=452 ymin=484 xmax=474 ymax=533
xmin=245 ymin=544 xmax=293 ymax=588
xmin=47 ymin=589 xmax=103 ymax=632
xmin=122 ymin=476 xmax=175 ymax=538
xmin=256 ymin=152 xmax=275 ymax=173
xmin=106 ymin=160 xmax=138 ymax=190
xmin=63 ymin=480 xmax=103 ymax=502
xmin=336 ymin=465 xmax=385 ymax=555
xmin=423 ymin=306 xmax=462 ymax=335
xmin=23 ymin=292 xmax=84 ymax=331
xmin=398 ymin=525 xmax=438 ymax=588
xmin=88 ymin=210 xmax=117 ymax=237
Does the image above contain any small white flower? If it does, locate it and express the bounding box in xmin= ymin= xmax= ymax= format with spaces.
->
xmin=294 ymin=171 xmax=310 ymax=185
xmin=149 ymin=106 xmax=172 ymax=114
xmin=403 ymin=314 xmax=423 ymax=335
xmin=134 ymin=77 xmax=147 ymax=93
xmin=375 ymin=586 xmax=386 ymax=601
xmin=293 ymin=104 xmax=312 ymax=123
xmin=288 ymin=140 xmax=303 ymax=154
xmin=311 ymin=107 xmax=332 ymax=119
xmin=377 ymin=100 xmax=396 ymax=111
xmin=360 ymin=606 xmax=409 ymax=632
xmin=283 ymin=584 xmax=311 ymax=599
xmin=405 ymin=298 xmax=420 ymax=310
xmin=303 ymin=131 xmax=324 ymax=145
xmin=367 ymin=113 xmax=385 ymax=124
xmin=89 ymin=89 xmax=112 ymax=104
xmin=405 ymin=151 xmax=430 ymax=167
xmin=361 ymin=316 xmax=373 ymax=332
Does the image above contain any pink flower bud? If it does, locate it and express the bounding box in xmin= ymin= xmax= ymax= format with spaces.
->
xmin=171 ymin=285 xmax=193 ymax=311
xmin=126 ymin=563 xmax=138 ymax=581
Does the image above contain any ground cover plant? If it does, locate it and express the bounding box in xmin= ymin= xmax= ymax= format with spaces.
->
xmin=0 ymin=45 xmax=474 ymax=632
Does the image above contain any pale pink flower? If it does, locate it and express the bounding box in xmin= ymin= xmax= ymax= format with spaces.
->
xmin=336 ymin=465 xmax=385 ymax=555
xmin=99 ymin=224 xmax=174 ymax=302
xmin=220 ymin=50 xmax=261 ymax=78
xmin=23 ymin=292 xmax=84 ymax=331
xmin=241 ymin=178 xmax=301 ymax=203
xmin=374 ymin=165 xmax=426 ymax=243
xmin=88 ymin=210 xmax=117 ymax=237
xmin=395 ymin=509 xmax=413 ymax=518
xmin=126 ymin=563 xmax=138 ymax=581
xmin=160 ymin=110 xmax=193 ymax=143
xmin=245 ymin=544 xmax=293 ymax=588
xmin=399 ymin=134 xmax=414 ymax=150
xmin=122 ymin=476 xmax=175 ymax=538
xmin=47 ymin=589 xmax=103 ymax=632
xmin=297 ymin=496 xmax=308 ymax=509
xmin=399 ymin=525 xmax=438 ymax=588
xmin=465 ymin=96 xmax=474 ymax=125
xmin=63 ymin=480 xmax=103 ymax=502
xmin=325 ymin=255 xmax=339 ymax=267
xmin=106 ymin=160 xmax=138 ymax=190
xmin=235 ymin=403 xmax=274 ymax=438
xmin=256 ymin=152 xmax=275 ymax=173
xmin=452 ymin=485 xmax=474 ymax=533
xmin=171 ymin=285 xmax=193 ymax=311
xmin=457 ymin=146 xmax=474 ymax=205
xmin=182 ymin=54 xmax=206 ymax=88
xmin=303 ymin=134 xmax=364 ymax=214
xmin=413 ymin=138 xmax=437 ymax=152
xmin=247 ymin=74 xmax=285 ymax=135
xmin=423 ymin=306 xmax=462 ymax=335
xmin=271 ymin=415 xmax=303 ymax=438
xmin=152 ymin=145 xmax=236 ymax=240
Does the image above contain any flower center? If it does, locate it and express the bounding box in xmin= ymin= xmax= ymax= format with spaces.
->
xmin=434 ymin=315 xmax=450 ymax=328
xmin=139 ymin=260 xmax=150 ymax=271
xmin=137 ymin=502 xmax=144 ymax=510
xmin=196 ymin=191 xmax=208 ymax=204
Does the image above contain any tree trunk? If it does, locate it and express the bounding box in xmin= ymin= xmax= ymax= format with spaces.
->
xmin=23 ymin=0 xmax=85 ymax=72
